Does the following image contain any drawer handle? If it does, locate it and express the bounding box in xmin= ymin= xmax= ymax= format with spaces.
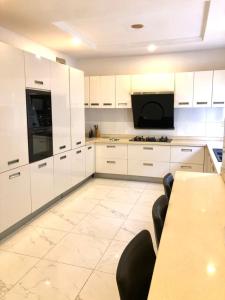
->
xmin=76 ymin=141 xmax=81 ymax=145
xmin=88 ymin=146 xmax=92 ymax=150
xmin=59 ymin=145 xmax=66 ymax=150
xmin=38 ymin=162 xmax=47 ymax=168
xmin=118 ymin=103 xmax=127 ymax=106
xmin=181 ymin=165 xmax=192 ymax=169
xmin=196 ymin=101 xmax=207 ymax=105
xmin=9 ymin=172 xmax=20 ymax=180
xmin=143 ymin=147 xmax=153 ymax=150
xmin=107 ymin=145 xmax=116 ymax=148
xmin=213 ymin=101 xmax=224 ymax=105
xmin=76 ymin=150 xmax=82 ymax=154
xmin=34 ymin=80 xmax=44 ymax=85
xmin=91 ymin=103 xmax=99 ymax=106
xmin=60 ymin=155 xmax=67 ymax=160
xmin=143 ymin=163 xmax=153 ymax=166
xmin=107 ymin=161 xmax=116 ymax=164
xmin=103 ymin=103 xmax=112 ymax=106
xmin=178 ymin=102 xmax=189 ymax=105
xmin=8 ymin=159 xmax=19 ymax=165
xmin=181 ymin=148 xmax=192 ymax=152
xmin=85 ymin=103 xmax=89 ymax=106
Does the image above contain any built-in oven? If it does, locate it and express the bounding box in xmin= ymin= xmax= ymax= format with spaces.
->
xmin=26 ymin=89 xmax=53 ymax=163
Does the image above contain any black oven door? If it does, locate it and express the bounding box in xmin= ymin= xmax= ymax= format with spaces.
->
xmin=26 ymin=89 xmax=53 ymax=163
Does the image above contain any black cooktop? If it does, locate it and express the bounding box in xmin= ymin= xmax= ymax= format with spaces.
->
xmin=213 ymin=148 xmax=223 ymax=162
xmin=129 ymin=136 xmax=172 ymax=143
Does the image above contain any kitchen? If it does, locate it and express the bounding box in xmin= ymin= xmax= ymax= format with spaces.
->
xmin=0 ymin=1 xmax=225 ymax=300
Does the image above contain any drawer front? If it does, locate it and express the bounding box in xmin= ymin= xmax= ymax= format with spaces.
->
xmin=86 ymin=145 xmax=95 ymax=177
xmin=128 ymin=145 xmax=170 ymax=162
xmin=128 ymin=160 xmax=170 ymax=178
xmin=71 ymin=147 xmax=86 ymax=186
xmin=171 ymin=146 xmax=204 ymax=164
xmin=96 ymin=158 xmax=127 ymax=175
xmin=96 ymin=144 xmax=127 ymax=159
xmin=170 ymin=163 xmax=203 ymax=175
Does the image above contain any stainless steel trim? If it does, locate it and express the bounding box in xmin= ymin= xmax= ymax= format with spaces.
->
xmin=76 ymin=150 xmax=82 ymax=154
xmin=34 ymin=80 xmax=44 ymax=85
xmin=103 ymin=103 xmax=112 ymax=106
xmin=59 ymin=145 xmax=66 ymax=150
xmin=178 ymin=102 xmax=189 ymax=105
xmin=143 ymin=147 xmax=153 ymax=150
xmin=181 ymin=148 xmax=192 ymax=152
xmin=91 ymin=103 xmax=99 ymax=106
xmin=196 ymin=101 xmax=207 ymax=105
xmin=9 ymin=172 xmax=21 ymax=180
xmin=107 ymin=161 xmax=116 ymax=164
xmin=180 ymin=165 xmax=192 ymax=169
xmin=76 ymin=141 xmax=81 ymax=145
xmin=213 ymin=101 xmax=224 ymax=105
xmin=88 ymin=146 xmax=92 ymax=150
xmin=60 ymin=155 xmax=67 ymax=160
xmin=143 ymin=163 xmax=153 ymax=166
xmin=106 ymin=145 xmax=116 ymax=148
xmin=8 ymin=159 xmax=19 ymax=165
xmin=38 ymin=162 xmax=47 ymax=168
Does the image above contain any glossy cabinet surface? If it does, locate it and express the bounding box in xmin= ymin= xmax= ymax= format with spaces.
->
xmin=0 ymin=43 xmax=28 ymax=173
xmin=128 ymin=160 xmax=170 ymax=177
xmin=101 ymin=76 xmax=116 ymax=108
xmin=24 ymin=52 xmax=50 ymax=90
xmin=86 ymin=145 xmax=95 ymax=177
xmin=116 ymin=75 xmax=131 ymax=108
xmin=84 ymin=76 xmax=90 ymax=107
xmin=212 ymin=70 xmax=225 ymax=107
xmin=170 ymin=146 xmax=204 ymax=164
xmin=51 ymin=62 xmax=71 ymax=154
xmin=90 ymin=76 xmax=101 ymax=107
xmin=30 ymin=157 xmax=54 ymax=212
xmin=71 ymin=147 xmax=86 ymax=186
xmin=175 ymin=72 xmax=194 ymax=108
xmin=0 ymin=165 xmax=31 ymax=233
xmin=193 ymin=71 xmax=213 ymax=107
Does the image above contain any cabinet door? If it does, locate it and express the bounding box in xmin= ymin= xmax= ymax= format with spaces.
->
xmin=128 ymin=160 xmax=169 ymax=178
xmin=193 ymin=71 xmax=213 ymax=107
xmin=0 ymin=43 xmax=28 ymax=173
xmin=70 ymin=68 xmax=85 ymax=149
xmin=170 ymin=146 xmax=204 ymax=164
xmin=0 ymin=165 xmax=31 ymax=233
xmin=84 ymin=76 xmax=90 ymax=107
xmin=30 ymin=157 xmax=54 ymax=212
xmin=71 ymin=147 xmax=86 ymax=186
xmin=90 ymin=76 xmax=101 ymax=108
xmin=101 ymin=76 xmax=116 ymax=108
xmin=86 ymin=145 xmax=95 ymax=177
xmin=53 ymin=152 xmax=72 ymax=197
xmin=24 ymin=52 xmax=50 ymax=90
xmin=128 ymin=145 xmax=170 ymax=162
xmin=51 ymin=62 xmax=71 ymax=154
xmin=175 ymin=72 xmax=194 ymax=108
xmin=169 ymin=163 xmax=203 ymax=175
xmin=212 ymin=70 xmax=225 ymax=107
xmin=116 ymin=75 xmax=131 ymax=108
xmin=96 ymin=158 xmax=127 ymax=175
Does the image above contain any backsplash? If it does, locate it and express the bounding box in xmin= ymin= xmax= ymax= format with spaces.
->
xmin=85 ymin=107 xmax=225 ymax=138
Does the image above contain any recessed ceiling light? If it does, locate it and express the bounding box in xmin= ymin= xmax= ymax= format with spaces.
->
xmin=72 ymin=37 xmax=82 ymax=46
xmin=131 ymin=24 xmax=144 ymax=29
xmin=147 ymin=44 xmax=157 ymax=52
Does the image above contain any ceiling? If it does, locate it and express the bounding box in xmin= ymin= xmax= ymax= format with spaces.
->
xmin=0 ymin=0 xmax=225 ymax=59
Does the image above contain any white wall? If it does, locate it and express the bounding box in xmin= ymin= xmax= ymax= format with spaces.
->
xmin=0 ymin=26 xmax=77 ymax=67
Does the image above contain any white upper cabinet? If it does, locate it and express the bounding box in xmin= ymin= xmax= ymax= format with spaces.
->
xmin=101 ymin=76 xmax=116 ymax=108
xmin=24 ymin=52 xmax=51 ymax=90
xmin=193 ymin=71 xmax=213 ymax=107
xmin=131 ymin=73 xmax=174 ymax=93
xmin=212 ymin=70 xmax=225 ymax=107
xmin=84 ymin=76 xmax=90 ymax=107
xmin=51 ymin=62 xmax=71 ymax=154
xmin=70 ymin=67 xmax=85 ymax=148
xmin=0 ymin=43 xmax=28 ymax=174
xmin=116 ymin=75 xmax=131 ymax=108
xmin=90 ymin=76 xmax=101 ymax=108
xmin=175 ymin=72 xmax=194 ymax=108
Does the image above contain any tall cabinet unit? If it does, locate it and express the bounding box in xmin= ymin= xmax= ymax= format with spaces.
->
xmin=0 ymin=42 xmax=29 ymax=173
xmin=70 ymin=68 xmax=85 ymax=149
xmin=51 ymin=62 xmax=71 ymax=154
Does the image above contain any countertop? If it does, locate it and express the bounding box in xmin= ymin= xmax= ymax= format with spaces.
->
xmin=148 ymin=171 xmax=225 ymax=300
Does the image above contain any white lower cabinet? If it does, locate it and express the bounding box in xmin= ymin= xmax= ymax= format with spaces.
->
xmin=30 ymin=157 xmax=54 ymax=212
xmin=128 ymin=161 xmax=170 ymax=177
xmin=71 ymin=147 xmax=86 ymax=186
xmin=53 ymin=152 xmax=72 ymax=197
xmin=0 ymin=165 xmax=31 ymax=233
xmin=170 ymin=146 xmax=204 ymax=164
xmin=96 ymin=144 xmax=127 ymax=159
xmin=85 ymin=145 xmax=95 ymax=177
xmin=96 ymin=158 xmax=127 ymax=175
xmin=170 ymin=163 xmax=203 ymax=175
xmin=128 ymin=145 xmax=170 ymax=162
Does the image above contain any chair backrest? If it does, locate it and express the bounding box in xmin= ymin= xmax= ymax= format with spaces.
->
xmin=152 ymin=195 xmax=168 ymax=248
xmin=163 ymin=173 xmax=174 ymax=199
xmin=116 ymin=230 xmax=156 ymax=300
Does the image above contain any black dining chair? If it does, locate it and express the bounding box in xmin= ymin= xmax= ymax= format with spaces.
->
xmin=152 ymin=195 xmax=168 ymax=248
xmin=116 ymin=230 xmax=156 ymax=300
xmin=163 ymin=173 xmax=174 ymax=199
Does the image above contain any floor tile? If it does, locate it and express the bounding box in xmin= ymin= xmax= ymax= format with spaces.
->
xmin=90 ymin=201 xmax=134 ymax=219
xmin=73 ymin=215 xmax=123 ymax=239
xmin=144 ymin=182 xmax=164 ymax=191
xmin=137 ymin=189 xmax=163 ymax=205
xmin=128 ymin=203 xmax=153 ymax=222
xmin=76 ymin=271 xmax=119 ymax=300
xmin=106 ymin=186 xmax=142 ymax=204
xmin=45 ymin=233 xmax=110 ymax=269
xmin=96 ymin=240 xmax=127 ymax=274
xmin=0 ymin=251 xmax=38 ymax=298
xmin=0 ymin=226 xmax=66 ymax=258
xmin=4 ymin=260 xmax=91 ymax=300
xmin=82 ymin=185 xmax=113 ymax=200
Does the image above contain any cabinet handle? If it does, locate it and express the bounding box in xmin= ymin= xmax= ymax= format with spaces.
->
xmin=34 ymin=80 xmax=44 ymax=85
xmin=196 ymin=101 xmax=207 ymax=105
xmin=8 ymin=159 xmax=19 ymax=166
xmin=107 ymin=145 xmax=116 ymax=148
xmin=76 ymin=150 xmax=82 ymax=154
xmin=178 ymin=102 xmax=189 ymax=105
xmin=91 ymin=103 xmax=99 ymax=106
xmin=180 ymin=165 xmax=192 ymax=169
xmin=60 ymin=155 xmax=67 ymax=160
xmin=88 ymin=146 xmax=92 ymax=150
xmin=107 ymin=161 xmax=116 ymax=164
xmin=76 ymin=141 xmax=81 ymax=145
xmin=103 ymin=103 xmax=112 ymax=106
xmin=118 ymin=103 xmax=127 ymax=106
xmin=59 ymin=145 xmax=66 ymax=150
xmin=213 ymin=101 xmax=224 ymax=105
xmin=143 ymin=163 xmax=153 ymax=166
xmin=181 ymin=148 xmax=192 ymax=152
xmin=143 ymin=147 xmax=153 ymax=150
xmin=85 ymin=103 xmax=89 ymax=106
xmin=38 ymin=162 xmax=47 ymax=168
xmin=9 ymin=172 xmax=20 ymax=180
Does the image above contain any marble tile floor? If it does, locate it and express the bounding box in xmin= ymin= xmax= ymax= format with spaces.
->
xmin=0 ymin=177 xmax=164 ymax=300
